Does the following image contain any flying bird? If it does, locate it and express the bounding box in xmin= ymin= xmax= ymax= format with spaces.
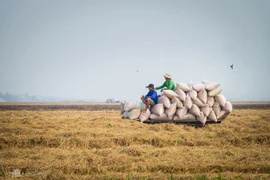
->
xmin=230 ymin=64 xmax=233 ymax=69
xmin=136 ymin=70 xmax=139 ymax=72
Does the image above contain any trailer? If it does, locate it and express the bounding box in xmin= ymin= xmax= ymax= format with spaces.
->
xmin=140 ymin=119 xmax=225 ymax=127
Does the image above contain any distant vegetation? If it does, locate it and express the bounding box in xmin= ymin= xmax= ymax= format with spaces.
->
xmin=0 ymin=92 xmax=120 ymax=103
xmin=106 ymin=98 xmax=120 ymax=103
xmin=0 ymin=92 xmax=62 ymax=102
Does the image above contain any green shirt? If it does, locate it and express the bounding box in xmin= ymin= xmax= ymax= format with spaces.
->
xmin=156 ymin=80 xmax=177 ymax=91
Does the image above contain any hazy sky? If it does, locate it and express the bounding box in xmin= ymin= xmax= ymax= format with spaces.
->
xmin=0 ymin=0 xmax=269 ymax=101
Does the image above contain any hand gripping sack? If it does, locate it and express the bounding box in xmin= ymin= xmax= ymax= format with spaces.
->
xmin=151 ymin=104 xmax=164 ymax=116
xmin=215 ymin=94 xmax=227 ymax=108
xmin=198 ymin=89 xmax=207 ymax=104
xmin=177 ymin=83 xmax=190 ymax=92
xmin=223 ymin=101 xmax=233 ymax=113
xmin=213 ymin=102 xmax=221 ymax=116
xmin=158 ymin=95 xmax=171 ymax=108
xmin=192 ymin=83 xmax=205 ymax=92
xmin=175 ymin=88 xmax=186 ymax=101
xmin=176 ymin=107 xmax=188 ymax=118
xmin=127 ymin=109 xmax=141 ymax=120
xmin=208 ymin=110 xmax=217 ymax=122
xmin=184 ymin=95 xmax=193 ymax=109
xmin=165 ymin=103 xmax=177 ymax=117
xmin=189 ymin=104 xmax=200 ymax=116
xmin=163 ymin=90 xmax=179 ymax=99
xmin=171 ymin=97 xmax=183 ymax=108
xmin=139 ymin=109 xmax=151 ymax=122
xmin=193 ymin=98 xmax=205 ymax=108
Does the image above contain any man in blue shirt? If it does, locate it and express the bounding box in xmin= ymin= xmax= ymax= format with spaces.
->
xmin=141 ymin=83 xmax=158 ymax=110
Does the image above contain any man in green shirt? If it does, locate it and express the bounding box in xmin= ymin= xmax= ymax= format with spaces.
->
xmin=155 ymin=73 xmax=177 ymax=91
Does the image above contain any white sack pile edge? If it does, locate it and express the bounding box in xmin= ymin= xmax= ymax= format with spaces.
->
xmin=121 ymin=80 xmax=233 ymax=125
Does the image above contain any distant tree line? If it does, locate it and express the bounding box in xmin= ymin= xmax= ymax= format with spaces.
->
xmin=0 ymin=92 xmax=120 ymax=103
xmin=0 ymin=92 xmax=61 ymax=102
xmin=106 ymin=98 xmax=120 ymax=103
xmin=0 ymin=92 xmax=38 ymax=102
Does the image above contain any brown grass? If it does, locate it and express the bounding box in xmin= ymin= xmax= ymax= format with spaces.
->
xmin=0 ymin=109 xmax=270 ymax=179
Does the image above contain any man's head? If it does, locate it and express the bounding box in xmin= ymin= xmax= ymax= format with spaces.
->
xmin=164 ymin=73 xmax=172 ymax=81
xmin=146 ymin=83 xmax=154 ymax=91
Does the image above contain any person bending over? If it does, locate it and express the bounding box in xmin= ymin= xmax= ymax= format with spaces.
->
xmin=141 ymin=84 xmax=158 ymax=110
xmin=155 ymin=73 xmax=176 ymax=92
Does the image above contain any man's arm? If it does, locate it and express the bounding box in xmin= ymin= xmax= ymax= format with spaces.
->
xmin=162 ymin=81 xmax=174 ymax=90
xmin=155 ymin=82 xmax=166 ymax=90
xmin=144 ymin=91 xmax=150 ymax=99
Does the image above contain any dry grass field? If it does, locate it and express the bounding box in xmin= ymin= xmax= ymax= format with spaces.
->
xmin=0 ymin=105 xmax=270 ymax=179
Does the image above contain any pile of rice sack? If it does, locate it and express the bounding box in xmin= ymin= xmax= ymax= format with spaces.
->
xmin=121 ymin=80 xmax=233 ymax=125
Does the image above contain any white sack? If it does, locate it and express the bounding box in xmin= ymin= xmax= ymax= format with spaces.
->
xmin=189 ymin=89 xmax=197 ymax=100
xmin=175 ymin=88 xmax=186 ymax=101
xmin=165 ymin=103 xmax=177 ymax=117
xmin=208 ymin=110 xmax=217 ymax=122
xmin=217 ymin=110 xmax=227 ymax=119
xmin=223 ymin=101 xmax=233 ymax=113
xmin=171 ymin=97 xmax=183 ymax=108
xmin=201 ymin=104 xmax=211 ymax=116
xmin=158 ymin=95 xmax=171 ymax=108
xmin=150 ymin=113 xmax=168 ymax=120
xmin=184 ymin=95 xmax=193 ymax=109
xmin=180 ymin=113 xmax=196 ymax=120
xmin=139 ymin=109 xmax=151 ymax=122
xmin=198 ymin=89 xmax=207 ymax=104
xmin=213 ymin=102 xmax=221 ymax=116
xmin=163 ymin=90 xmax=179 ymax=99
xmin=176 ymin=107 xmax=188 ymax=118
xmin=208 ymin=88 xmax=222 ymax=97
xmin=202 ymin=79 xmax=210 ymax=85
xmin=197 ymin=112 xmax=207 ymax=125
xmin=151 ymin=104 xmax=164 ymax=116
xmin=177 ymin=83 xmax=190 ymax=92
xmin=193 ymin=98 xmax=205 ymax=108
xmin=124 ymin=101 xmax=140 ymax=111
xmin=218 ymin=112 xmax=230 ymax=119
xmin=215 ymin=94 xmax=227 ymax=108
xmin=120 ymin=101 xmax=126 ymax=114
xmin=193 ymin=83 xmax=205 ymax=92
xmin=207 ymin=96 xmax=215 ymax=107
xmin=189 ymin=104 xmax=200 ymax=116
xmin=127 ymin=109 xmax=141 ymax=120
xmin=121 ymin=111 xmax=128 ymax=119
xmin=205 ymin=82 xmax=220 ymax=91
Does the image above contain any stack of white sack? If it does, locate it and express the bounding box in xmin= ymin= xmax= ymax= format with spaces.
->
xmin=121 ymin=80 xmax=233 ymax=125
xmin=120 ymin=101 xmax=147 ymax=120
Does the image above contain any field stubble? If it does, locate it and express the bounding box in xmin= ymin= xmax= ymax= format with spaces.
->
xmin=0 ymin=107 xmax=270 ymax=179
